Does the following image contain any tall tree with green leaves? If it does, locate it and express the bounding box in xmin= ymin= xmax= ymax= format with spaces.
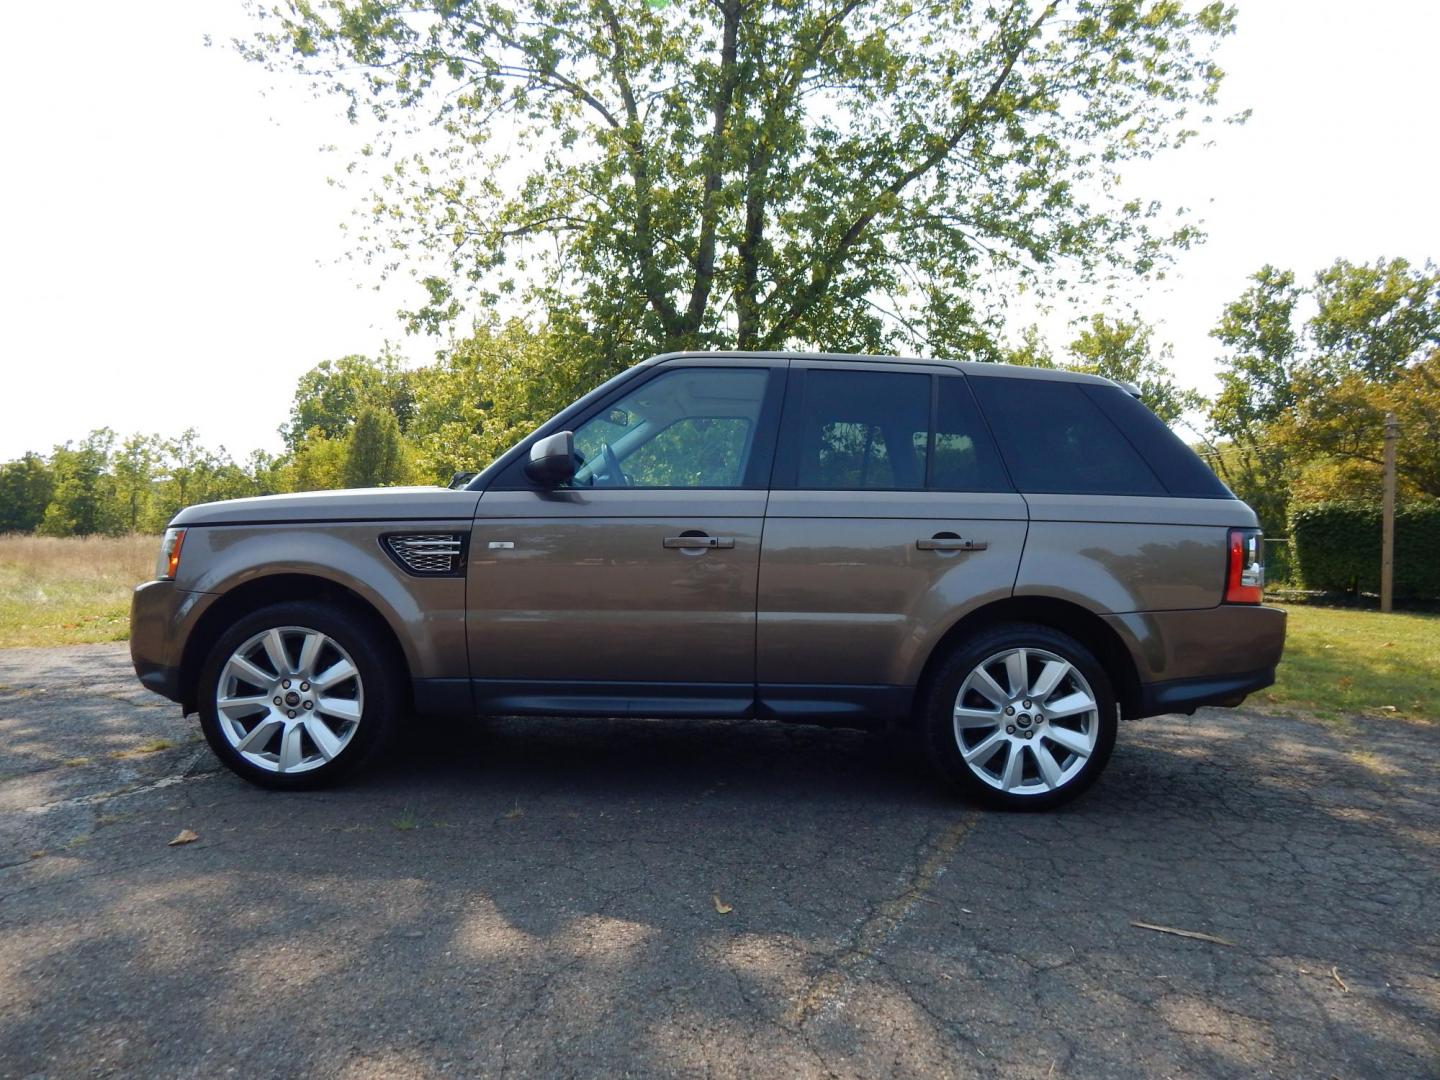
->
xmin=1207 ymin=257 xmax=1440 ymax=524
xmin=112 ymin=434 xmax=160 ymax=533
xmin=342 ymin=406 xmax=409 ymax=488
xmin=409 ymin=319 xmax=573 ymax=482
xmin=0 ymin=454 xmax=54 ymax=533
xmin=245 ymin=0 xmax=1238 ymax=382
xmin=39 ymin=430 xmax=118 ymax=537
xmin=283 ymin=352 xmax=417 ymax=450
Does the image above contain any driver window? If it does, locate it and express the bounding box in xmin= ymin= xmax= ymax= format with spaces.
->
xmin=571 ymin=368 xmax=769 ymax=489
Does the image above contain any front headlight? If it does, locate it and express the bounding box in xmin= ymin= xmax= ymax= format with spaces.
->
xmin=155 ymin=527 xmax=187 ymax=580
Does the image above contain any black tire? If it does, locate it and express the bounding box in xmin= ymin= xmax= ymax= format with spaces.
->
xmin=919 ymin=622 xmax=1117 ymax=810
xmin=197 ymin=600 xmax=401 ymax=790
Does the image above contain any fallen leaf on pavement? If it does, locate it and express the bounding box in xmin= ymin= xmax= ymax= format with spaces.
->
xmin=1131 ymin=921 xmax=1234 ymax=947
xmin=168 ymin=829 xmax=199 ymax=847
xmin=712 ymin=895 xmax=733 ymax=915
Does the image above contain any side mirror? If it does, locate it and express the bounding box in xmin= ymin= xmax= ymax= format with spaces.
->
xmin=524 ymin=431 xmax=576 ymax=486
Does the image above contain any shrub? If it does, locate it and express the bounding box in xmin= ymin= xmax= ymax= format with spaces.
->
xmin=1290 ymin=503 xmax=1440 ymax=598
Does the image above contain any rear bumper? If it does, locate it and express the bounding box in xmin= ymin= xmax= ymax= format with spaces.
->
xmin=1105 ymin=604 xmax=1287 ymax=719
xmin=1136 ymin=666 xmax=1276 ymax=718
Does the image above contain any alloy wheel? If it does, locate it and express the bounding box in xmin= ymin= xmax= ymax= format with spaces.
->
xmin=952 ymin=646 xmax=1099 ymax=796
xmin=215 ymin=626 xmax=364 ymax=774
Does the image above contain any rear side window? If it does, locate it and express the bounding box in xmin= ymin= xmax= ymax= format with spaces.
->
xmin=779 ymin=369 xmax=1012 ymax=492
xmin=969 ymin=377 xmax=1165 ymax=496
xmin=1081 ymin=385 xmax=1231 ymax=498
xmin=796 ymin=370 xmax=931 ymax=490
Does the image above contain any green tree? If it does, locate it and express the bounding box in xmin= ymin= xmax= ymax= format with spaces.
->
xmin=1310 ymin=257 xmax=1440 ymax=382
xmin=342 ymin=406 xmax=409 ymax=488
xmin=1065 ymin=314 xmax=1203 ymax=424
xmin=1206 ymin=257 xmax=1440 ymax=526
xmin=0 ymin=453 xmax=55 ymax=533
xmin=409 ymin=319 xmax=570 ymax=482
xmin=284 ymin=352 xmax=416 ymax=449
xmin=1001 ymin=325 xmax=1057 ymax=368
xmin=1204 ymin=265 xmax=1305 ymax=531
xmin=143 ymin=430 xmax=229 ymax=530
xmin=244 ymin=449 xmax=289 ymax=496
xmin=112 ymin=434 xmax=160 ymax=533
xmin=1000 ymin=315 xmax=1201 ymax=423
xmin=286 ymin=430 xmax=349 ymax=492
xmin=246 ymin=0 xmax=1237 ymax=385
xmin=39 ymin=430 xmax=119 ymax=537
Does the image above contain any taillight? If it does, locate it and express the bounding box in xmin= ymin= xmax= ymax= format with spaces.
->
xmin=1225 ymin=528 xmax=1264 ymax=604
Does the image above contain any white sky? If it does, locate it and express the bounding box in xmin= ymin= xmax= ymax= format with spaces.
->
xmin=1 ymin=0 xmax=1437 ymax=462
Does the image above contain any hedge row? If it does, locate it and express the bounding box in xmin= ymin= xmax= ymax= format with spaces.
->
xmin=1290 ymin=503 xmax=1440 ymax=598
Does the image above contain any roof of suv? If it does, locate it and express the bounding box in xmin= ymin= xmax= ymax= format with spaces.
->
xmin=644 ymin=350 xmax=1124 ymax=388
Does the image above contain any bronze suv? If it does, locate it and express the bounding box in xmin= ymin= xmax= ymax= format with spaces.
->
xmin=131 ymin=352 xmax=1285 ymax=807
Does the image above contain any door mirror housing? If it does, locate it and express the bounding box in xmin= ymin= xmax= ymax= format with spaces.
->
xmin=525 ymin=431 xmax=576 ymax=486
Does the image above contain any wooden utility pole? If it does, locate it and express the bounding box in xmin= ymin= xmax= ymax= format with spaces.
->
xmin=1381 ymin=412 xmax=1399 ymax=613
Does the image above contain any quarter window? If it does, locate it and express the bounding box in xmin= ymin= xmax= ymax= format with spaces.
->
xmin=969 ymin=377 xmax=1165 ymax=496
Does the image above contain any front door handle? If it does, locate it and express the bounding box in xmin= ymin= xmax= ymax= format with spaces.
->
xmin=663 ymin=535 xmax=735 ymax=550
xmin=917 ymin=536 xmax=987 ymax=551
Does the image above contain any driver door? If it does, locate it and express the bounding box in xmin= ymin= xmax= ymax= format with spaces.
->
xmin=465 ymin=360 xmax=786 ymax=717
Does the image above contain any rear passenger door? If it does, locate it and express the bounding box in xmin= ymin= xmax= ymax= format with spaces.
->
xmin=756 ymin=362 xmax=1029 ymax=720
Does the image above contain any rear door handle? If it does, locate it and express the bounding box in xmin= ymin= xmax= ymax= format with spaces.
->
xmin=663 ymin=535 xmax=734 ymax=549
xmin=916 ymin=537 xmax=987 ymax=551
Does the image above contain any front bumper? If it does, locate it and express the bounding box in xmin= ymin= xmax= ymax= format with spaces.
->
xmin=130 ymin=580 xmax=213 ymax=706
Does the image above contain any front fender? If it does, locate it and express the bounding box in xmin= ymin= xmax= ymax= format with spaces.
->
xmin=174 ymin=522 xmax=471 ymax=680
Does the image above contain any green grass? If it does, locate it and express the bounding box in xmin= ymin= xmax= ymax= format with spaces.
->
xmin=1261 ymin=605 xmax=1439 ymax=724
xmin=0 ymin=534 xmax=153 ymax=648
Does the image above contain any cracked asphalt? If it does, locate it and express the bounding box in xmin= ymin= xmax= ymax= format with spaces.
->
xmin=1 ymin=644 xmax=1436 ymax=1079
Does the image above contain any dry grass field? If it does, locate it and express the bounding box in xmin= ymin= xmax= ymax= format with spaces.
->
xmin=0 ymin=534 xmax=154 ymax=647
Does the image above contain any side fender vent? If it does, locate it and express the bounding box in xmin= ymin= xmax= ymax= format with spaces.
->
xmin=382 ymin=533 xmax=468 ymax=577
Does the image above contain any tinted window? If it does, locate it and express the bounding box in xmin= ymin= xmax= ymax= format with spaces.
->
xmin=796 ymin=371 xmax=930 ymax=490
xmin=1081 ymin=385 xmax=1230 ymax=498
xmin=571 ymin=368 xmax=768 ymax=488
xmin=932 ymin=378 xmax=1011 ymax=491
xmin=969 ymin=377 xmax=1165 ymax=496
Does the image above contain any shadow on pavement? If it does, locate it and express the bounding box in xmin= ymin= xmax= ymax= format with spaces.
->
xmin=1 ymin=703 xmax=1436 ymax=1077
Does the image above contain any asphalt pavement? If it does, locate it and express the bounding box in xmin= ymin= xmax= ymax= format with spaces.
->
xmin=0 ymin=644 xmax=1436 ymax=1078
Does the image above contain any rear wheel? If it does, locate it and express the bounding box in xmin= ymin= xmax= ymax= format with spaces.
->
xmin=921 ymin=623 xmax=1117 ymax=810
xmin=197 ymin=601 xmax=400 ymax=790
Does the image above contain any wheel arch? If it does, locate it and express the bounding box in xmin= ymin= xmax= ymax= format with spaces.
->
xmin=915 ymin=596 xmax=1142 ymax=721
xmin=178 ymin=574 xmax=411 ymax=714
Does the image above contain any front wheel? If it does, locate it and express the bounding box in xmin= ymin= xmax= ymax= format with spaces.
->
xmin=920 ymin=623 xmax=1117 ymax=810
xmin=197 ymin=601 xmax=400 ymax=790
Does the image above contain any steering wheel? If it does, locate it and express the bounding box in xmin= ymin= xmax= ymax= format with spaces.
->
xmin=600 ymin=442 xmax=630 ymax=488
